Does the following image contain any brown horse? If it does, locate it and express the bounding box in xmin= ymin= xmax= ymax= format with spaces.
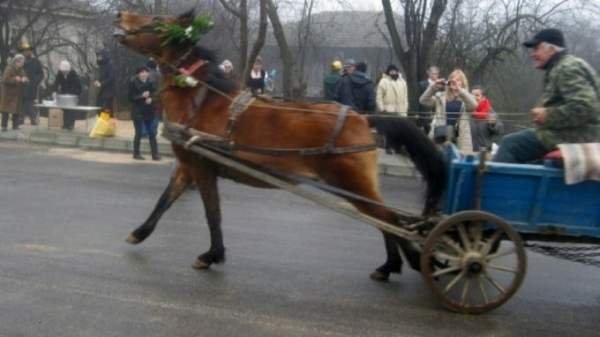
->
xmin=115 ymin=10 xmax=446 ymax=281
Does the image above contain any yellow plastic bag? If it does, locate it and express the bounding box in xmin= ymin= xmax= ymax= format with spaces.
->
xmin=89 ymin=112 xmax=117 ymax=138
xmin=99 ymin=111 xmax=111 ymax=121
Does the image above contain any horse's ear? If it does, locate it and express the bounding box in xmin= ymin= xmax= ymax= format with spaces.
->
xmin=177 ymin=9 xmax=195 ymax=26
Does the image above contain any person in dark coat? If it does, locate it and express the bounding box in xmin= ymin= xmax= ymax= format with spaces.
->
xmin=335 ymin=61 xmax=376 ymax=113
xmin=246 ymin=56 xmax=267 ymax=95
xmin=20 ymin=43 xmax=44 ymax=125
xmin=52 ymin=60 xmax=82 ymax=130
xmin=417 ymin=66 xmax=440 ymax=134
xmin=323 ymin=60 xmax=342 ymax=100
xmin=94 ymin=49 xmax=115 ymax=115
xmin=129 ymin=66 xmax=160 ymax=161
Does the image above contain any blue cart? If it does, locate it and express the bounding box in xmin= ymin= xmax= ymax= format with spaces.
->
xmin=419 ymin=147 xmax=600 ymax=314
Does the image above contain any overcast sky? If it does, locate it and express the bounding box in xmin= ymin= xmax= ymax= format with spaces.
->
xmin=314 ymin=0 xmax=383 ymax=12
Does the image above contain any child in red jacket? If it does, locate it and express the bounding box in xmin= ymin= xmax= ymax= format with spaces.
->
xmin=472 ymin=86 xmax=493 ymax=120
xmin=470 ymin=86 xmax=503 ymax=151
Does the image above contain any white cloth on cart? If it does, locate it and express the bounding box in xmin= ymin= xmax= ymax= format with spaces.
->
xmin=557 ymin=143 xmax=600 ymax=184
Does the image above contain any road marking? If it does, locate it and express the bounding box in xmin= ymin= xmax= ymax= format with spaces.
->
xmin=0 ymin=273 xmax=354 ymax=337
xmin=13 ymin=243 xmax=122 ymax=259
xmin=16 ymin=244 xmax=61 ymax=253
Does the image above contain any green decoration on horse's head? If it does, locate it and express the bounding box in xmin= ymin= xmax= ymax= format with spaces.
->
xmin=156 ymin=12 xmax=214 ymax=46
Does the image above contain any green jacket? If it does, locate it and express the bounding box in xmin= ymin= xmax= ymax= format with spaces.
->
xmin=323 ymin=72 xmax=341 ymax=100
xmin=536 ymin=52 xmax=600 ymax=149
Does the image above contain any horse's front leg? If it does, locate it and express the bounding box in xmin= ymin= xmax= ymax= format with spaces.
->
xmin=126 ymin=163 xmax=192 ymax=244
xmin=191 ymin=168 xmax=226 ymax=270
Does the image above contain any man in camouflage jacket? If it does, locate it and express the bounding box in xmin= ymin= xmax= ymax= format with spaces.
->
xmin=494 ymin=28 xmax=600 ymax=163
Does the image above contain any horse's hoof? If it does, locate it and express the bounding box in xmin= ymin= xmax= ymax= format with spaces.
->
xmin=369 ymin=270 xmax=390 ymax=282
xmin=192 ymin=259 xmax=210 ymax=270
xmin=126 ymin=234 xmax=141 ymax=245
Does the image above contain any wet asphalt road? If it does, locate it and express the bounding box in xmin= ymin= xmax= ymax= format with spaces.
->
xmin=0 ymin=142 xmax=599 ymax=337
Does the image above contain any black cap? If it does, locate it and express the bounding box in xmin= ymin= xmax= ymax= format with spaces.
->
xmin=355 ymin=61 xmax=367 ymax=73
xmin=523 ymin=28 xmax=565 ymax=48
xmin=386 ymin=64 xmax=399 ymax=74
xmin=135 ymin=66 xmax=150 ymax=74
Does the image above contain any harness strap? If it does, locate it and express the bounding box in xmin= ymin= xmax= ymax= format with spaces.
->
xmin=226 ymin=90 xmax=255 ymax=139
xmin=191 ymin=86 xmax=208 ymax=117
xmin=324 ymin=105 xmax=349 ymax=153
xmin=231 ymin=143 xmax=377 ymax=156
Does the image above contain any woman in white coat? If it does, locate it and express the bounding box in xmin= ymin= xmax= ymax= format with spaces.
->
xmin=419 ymin=69 xmax=477 ymax=153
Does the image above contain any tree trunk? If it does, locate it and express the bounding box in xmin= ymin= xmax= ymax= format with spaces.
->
xmin=239 ymin=0 xmax=248 ymax=81
xmin=266 ymin=0 xmax=294 ymax=99
xmin=242 ymin=0 xmax=268 ymax=82
xmin=382 ymin=0 xmax=448 ymax=113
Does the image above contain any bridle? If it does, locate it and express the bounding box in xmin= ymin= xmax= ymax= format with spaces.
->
xmin=117 ymin=17 xmax=197 ymax=71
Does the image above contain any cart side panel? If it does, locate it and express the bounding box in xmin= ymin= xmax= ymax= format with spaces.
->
xmin=444 ymin=159 xmax=600 ymax=238
xmin=538 ymin=179 xmax=600 ymax=228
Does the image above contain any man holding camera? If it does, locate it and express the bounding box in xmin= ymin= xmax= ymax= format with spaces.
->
xmin=494 ymin=28 xmax=600 ymax=163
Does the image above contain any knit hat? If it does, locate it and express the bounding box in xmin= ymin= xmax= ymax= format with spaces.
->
xmin=59 ymin=60 xmax=71 ymax=72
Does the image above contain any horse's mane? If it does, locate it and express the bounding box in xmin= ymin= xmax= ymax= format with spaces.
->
xmin=191 ymin=45 xmax=239 ymax=94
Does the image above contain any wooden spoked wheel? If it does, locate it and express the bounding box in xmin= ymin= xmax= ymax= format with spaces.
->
xmin=420 ymin=210 xmax=527 ymax=314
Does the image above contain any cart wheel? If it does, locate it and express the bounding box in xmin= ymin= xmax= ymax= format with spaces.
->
xmin=420 ymin=210 xmax=526 ymax=314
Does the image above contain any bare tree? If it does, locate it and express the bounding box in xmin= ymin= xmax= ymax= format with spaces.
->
xmin=242 ymin=0 xmax=268 ymax=82
xmin=218 ymin=0 xmax=268 ymax=82
xmin=381 ymin=0 xmax=449 ymax=112
xmin=433 ymin=0 xmax=574 ymax=84
xmin=0 ymin=0 xmax=67 ymax=71
xmin=266 ymin=0 xmax=295 ymax=98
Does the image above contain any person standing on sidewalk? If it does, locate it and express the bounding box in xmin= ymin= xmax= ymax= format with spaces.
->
xmin=20 ymin=42 xmax=44 ymax=126
xmin=246 ymin=56 xmax=267 ymax=95
xmin=419 ymin=69 xmax=478 ymax=153
xmin=417 ymin=66 xmax=441 ymax=134
xmin=335 ymin=61 xmax=376 ymax=113
xmin=52 ymin=60 xmax=82 ymax=130
xmin=94 ymin=49 xmax=115 ymax=116
xmin=1 ymin=54 xmax=28 ymax=132
xmin=470 ymin=85 xmax=503 ymax=152
xmin=376 ymin=64 xmax=408 ymax=116
xmin=323 ymin=60 xmax=342 ymax=100
xmin=129 ymin=66 xmax=160 ymax=161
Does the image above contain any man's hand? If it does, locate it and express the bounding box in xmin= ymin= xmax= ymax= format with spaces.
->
xmin=145 ymin=98 xmax=152 ymax=105
xmin=530 ymin=107 xmax=547 ymax=125
xmin=94 ymin=80 xmax=101 ymax=88
xmin=142 ymin=91 xmax=150 ymax=98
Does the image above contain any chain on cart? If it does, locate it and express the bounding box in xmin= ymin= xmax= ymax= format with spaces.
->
xmin=526 ymin=243 xmax=600 ymax=267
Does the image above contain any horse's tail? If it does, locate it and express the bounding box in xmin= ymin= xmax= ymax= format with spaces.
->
xmin=367 ymin=116 xmax=446 ymax=214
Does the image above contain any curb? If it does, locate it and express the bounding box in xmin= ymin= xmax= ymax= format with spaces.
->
xmin=1 ymin=130 xmax=417 ymax=177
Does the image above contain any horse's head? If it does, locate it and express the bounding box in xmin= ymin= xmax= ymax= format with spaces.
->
xmin=114 ymin=10 xmax=196 ymax=62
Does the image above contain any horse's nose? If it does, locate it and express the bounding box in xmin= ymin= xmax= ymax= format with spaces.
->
xmin=116 ymin=11 xmax=122 ymax=19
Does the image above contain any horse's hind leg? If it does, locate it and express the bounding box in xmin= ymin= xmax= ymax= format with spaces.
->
xmin=321 ymin=157 xmax=420 ymax=282
xmin=190 ymin=167 xmax=225 ymax=270
xmin=126 ymin=164 xmax=192 ymax=244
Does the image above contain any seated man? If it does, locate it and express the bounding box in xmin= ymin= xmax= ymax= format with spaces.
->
xmin=494 ymin=28 xmax=600 ymax=163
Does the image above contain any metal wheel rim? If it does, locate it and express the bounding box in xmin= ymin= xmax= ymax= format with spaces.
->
xmin=420 ymin=210 xmax=527 ymax=314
